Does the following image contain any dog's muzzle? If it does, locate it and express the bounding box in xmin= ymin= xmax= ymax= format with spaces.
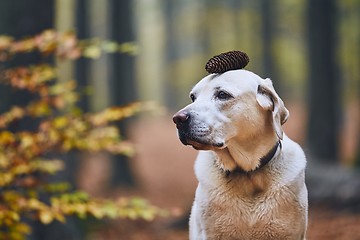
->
xmin=172 ymin=111 xmax=224 ymax=149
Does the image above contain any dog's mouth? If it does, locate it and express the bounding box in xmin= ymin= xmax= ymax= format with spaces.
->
xmin=178 ymin=131 xmax=225 ymax=150
xmin=188 ymin=140 xmax=225 ymax=150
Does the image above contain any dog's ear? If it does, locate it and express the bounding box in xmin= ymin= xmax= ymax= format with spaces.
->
xmin=256 ymin=78 xmax=289 ymax=139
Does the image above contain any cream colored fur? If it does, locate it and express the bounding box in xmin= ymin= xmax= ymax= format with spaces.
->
xmin=173 ymin=70 xmax=308 ymax=240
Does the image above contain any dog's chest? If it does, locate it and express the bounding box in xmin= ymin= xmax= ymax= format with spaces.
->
xmin=196 ymin=179 xmax=305 ymax=239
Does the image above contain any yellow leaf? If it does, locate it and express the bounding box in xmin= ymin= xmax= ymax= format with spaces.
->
xmin=37 ymin=65 xmax=56 ymax=82
xmin=28 ymin=101 xmax=51 ymax=117
xmin=87 ymin=204 xmax=104 ymax=219
xmin=12 ymin=164 xmax=31 ymax=175
xmin=0 ymin=153 xmax=9 ymax=168
xmin=9 ymin=211 xmax=20 ymax=221
xmin=83 ymin=45 xmax=101 ymax=59
xmin=101 ymin=41 xmax=118 ymax=53
xmin=0 ymin=36 xmax=13 ymax=49
xmin=19 ymin=135 xmax=33 ymax=149
xmin=54 ymin=212 xmax=66 ymax=223
xmin=48 ymin=129 xmax=60 ymax=143
xmin=13 ymin=223 xmax=31 ymax=234
xmin=118 ymin=42 xmax=139 ymax=55
xmin=9 ymin=106 xmax=25 ymax=119
xmin=28 ymin=198 xmax=42 ymax=209
xmin=53 ymin=116 xmax=68 ymax=129
xmin=0 ymin=173 xmax=13 ymax=186
xmin=127 ymin=209 xmax=137 ymax=220
xmin=76 ymin=204 xmax=87 ymax=216
xmin=0 ymin=131 xmax=15 ymax=144
xmin=141 ymin=209 xmax=156 ymax=221
xmin=39 ymin=210 xmax=54 ymax=224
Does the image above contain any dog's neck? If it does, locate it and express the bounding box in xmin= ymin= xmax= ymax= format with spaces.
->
xmin=214 ymin=133 xmax=279 ymax=172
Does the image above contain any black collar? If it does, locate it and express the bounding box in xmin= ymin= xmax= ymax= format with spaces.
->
xmin=224 ymin=140 xmax=281 ymax=176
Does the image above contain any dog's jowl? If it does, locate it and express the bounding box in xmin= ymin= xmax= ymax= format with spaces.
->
xmin=173 ymin=52 xmax=308 ymax=240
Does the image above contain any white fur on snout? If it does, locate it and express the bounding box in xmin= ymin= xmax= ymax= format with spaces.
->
xmin=187 ymin=109 xmax=227 ymax=148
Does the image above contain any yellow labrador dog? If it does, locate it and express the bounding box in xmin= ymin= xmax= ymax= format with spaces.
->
xmin=173 ymin=70 xmax=308 ymax=240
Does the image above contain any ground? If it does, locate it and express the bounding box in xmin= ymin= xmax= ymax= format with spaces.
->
xmin=84 ymin=103 xmax=360 ymax=240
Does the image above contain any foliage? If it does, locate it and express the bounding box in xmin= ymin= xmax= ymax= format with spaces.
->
xmin=0 ymin=30 xmax=164 ymax=240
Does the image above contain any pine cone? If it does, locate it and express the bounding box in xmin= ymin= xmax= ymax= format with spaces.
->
xmin=205 ymin=50 xmax=250 ymax=74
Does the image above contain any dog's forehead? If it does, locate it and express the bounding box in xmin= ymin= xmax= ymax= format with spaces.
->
xmin=192 ymin=70 xmax=262 ymax=94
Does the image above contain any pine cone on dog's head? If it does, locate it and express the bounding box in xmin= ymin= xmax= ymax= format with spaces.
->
xmin=205 ymin=50 xmax=250 ymax=74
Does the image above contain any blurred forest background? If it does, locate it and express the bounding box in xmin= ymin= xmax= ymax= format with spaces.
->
xmin=0 ymin=0 xmax=360 ymax=239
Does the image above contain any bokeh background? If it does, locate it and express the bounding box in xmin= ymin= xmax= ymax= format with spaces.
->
xmin=0 ymin=0 xmax=360 ymax=239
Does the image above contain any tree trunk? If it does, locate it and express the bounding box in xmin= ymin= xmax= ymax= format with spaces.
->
xmin=261 ymin=0 xmax=274 ymax=79
xmin=301 ymin=0 xmax=360 ymax=211
xmin=307 ymin=0 xmax=340 ymax=162
xmin=75 ymin=0 xmax=137 ymax=188
xmin=110 ymin=0 xmax=137 ymax=187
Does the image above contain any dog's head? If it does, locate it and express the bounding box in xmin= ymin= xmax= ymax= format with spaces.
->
xmin=173 ymin=69 xmax=289 ymax=151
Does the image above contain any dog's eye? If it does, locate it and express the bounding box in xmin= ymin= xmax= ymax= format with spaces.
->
xmin=216 ymin=91 xmax=233 ymax=100
xmin=190 ymin=93 xmax=196 ymax=102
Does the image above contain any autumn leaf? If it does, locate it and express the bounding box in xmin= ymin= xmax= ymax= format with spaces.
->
xmin=0 ymin=36 xmax=13 ymax=50
xmin=101 ymin=40 xmax=118 ymax=53
xmin=39 ymin=210 xmax=54 ymax=224
xmin=13 ymin=223 xmax=31 ymax=234
xmin=0 ymin=131 xmax=15 ymax=144
xmin=83 ymin=44 xmax=101 ymax=59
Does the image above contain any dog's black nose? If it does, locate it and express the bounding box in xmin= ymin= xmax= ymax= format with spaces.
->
xmin=173 ymin=111 xmax=190 ymax=127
